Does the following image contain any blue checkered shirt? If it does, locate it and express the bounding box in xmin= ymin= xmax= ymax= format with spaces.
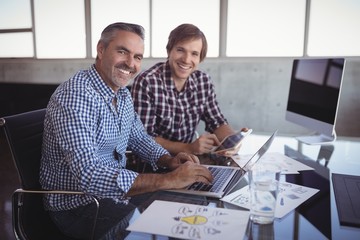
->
xmin=40 ymin=65 xmax=168 ymax=211
xmin=131 ymin=61 xmax=228 ymax=143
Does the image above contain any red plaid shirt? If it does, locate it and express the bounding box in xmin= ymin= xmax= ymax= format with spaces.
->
xmin=131 ymin=61 xmax=228 ymax=143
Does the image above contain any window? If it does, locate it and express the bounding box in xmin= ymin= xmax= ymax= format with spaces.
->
xmin=91 ymin=0 xmax=150 ymax=58
xmin=0 ymin=0 xmax=359 ymax=59
xmin=152 ymin=0 xmax=219 ymax=57
xmin=0 ymin=0 xmax=32 ymax=29
xmin=0 ymin=0 xmax=33 ymax=57
xmin=307 ymin=0 xmax=360 ymax=56
xmin=34 ymin=0 xmax=86 ymax=58
xmin=226 ymin=0 xmax=306 ymax=57
xmin=0 ymin=33 xmax=34 ymax=57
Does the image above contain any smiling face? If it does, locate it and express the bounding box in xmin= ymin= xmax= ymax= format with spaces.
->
xmin=168 ymin=38 xmax=202 ymax=84
xmin=96 ymin=30 xmax=144 ymax=92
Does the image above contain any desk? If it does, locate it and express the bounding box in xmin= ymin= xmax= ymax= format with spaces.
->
xmin=125 ymin=134 xmax=360 ymax=239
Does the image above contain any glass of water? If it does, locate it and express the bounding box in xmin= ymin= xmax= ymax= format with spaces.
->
xmin=249 ymin=162 xmax=281 ymax=224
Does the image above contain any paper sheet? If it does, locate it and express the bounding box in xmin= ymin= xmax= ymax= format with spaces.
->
xmin=232 ymin=152 xmax=314 ymax=174
xmin=221 ymin=181 xmax=319 ymax=219
xmin=127 ymin=200 xmax=250 ymax=240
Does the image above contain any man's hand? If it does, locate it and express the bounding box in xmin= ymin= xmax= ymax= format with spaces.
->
xmin=214 ymin=142 xmax=242 ymax=157
xmin=128 ymin=154 xmax=213 ymax=196
xmin=214 ymin=127 xmax=251 ymax=157
xmin=166 ymin=161 xmax=213 ymax=189
xmin=189 ymin=133 xmax=221 ymax=155
xmin=157 ymin=152 xmax=200 ymax=170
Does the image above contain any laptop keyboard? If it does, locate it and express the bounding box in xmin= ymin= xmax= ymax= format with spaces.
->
xmin=187 ymin=166 xmax=234 ymax=193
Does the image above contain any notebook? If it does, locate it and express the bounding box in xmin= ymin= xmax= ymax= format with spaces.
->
xmin=169 ymin=130 xmax=278 ymax=198
xmin=332 ymin=173 xmax=360 ymax=227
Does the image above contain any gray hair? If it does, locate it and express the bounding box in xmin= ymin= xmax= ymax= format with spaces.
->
xmin=99 ymin=22 xmax=145 ymax=49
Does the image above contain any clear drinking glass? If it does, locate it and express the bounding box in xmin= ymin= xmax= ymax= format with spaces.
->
xmin=249 ymin=162 xmax=281 ymax=224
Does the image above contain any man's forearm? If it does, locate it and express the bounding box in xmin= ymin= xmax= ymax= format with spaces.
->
xmin=155 ymin=136 xmax=191 ymax=155
xmin=126 ymin=172 xmax=174 ymax=196
xmin=213 ymin=124 xmax=235 ymax=142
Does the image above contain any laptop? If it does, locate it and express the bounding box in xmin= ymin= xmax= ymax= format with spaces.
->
xmin=168 ymin=130 xmax=278 ymax=198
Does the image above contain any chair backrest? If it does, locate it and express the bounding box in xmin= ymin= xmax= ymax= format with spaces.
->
xmin=1 ymin=109 xmax=78 ymax=239
xmin=0 ymin=108 xmax=46 ymax=190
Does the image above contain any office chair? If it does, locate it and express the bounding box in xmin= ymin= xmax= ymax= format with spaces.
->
xmin=0 ymin=109 xmax=99 ymax=240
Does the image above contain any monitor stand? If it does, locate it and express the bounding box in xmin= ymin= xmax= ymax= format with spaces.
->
xmin=296 ymin=132 xmax=336 ymax=145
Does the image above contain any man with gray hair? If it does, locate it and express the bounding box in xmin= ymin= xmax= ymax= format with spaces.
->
xmin=40 ymin=22 xmax=212 ymax=239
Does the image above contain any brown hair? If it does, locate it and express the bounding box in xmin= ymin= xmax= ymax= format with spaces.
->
xmin=166 ymin=24 xmax=208 ymax=62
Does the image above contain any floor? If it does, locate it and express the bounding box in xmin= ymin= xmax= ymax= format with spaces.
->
xmin=0 ymin=130 xmax=19 ymax=240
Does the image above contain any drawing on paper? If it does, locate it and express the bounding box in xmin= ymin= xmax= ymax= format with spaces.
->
xmin=171 ymin=205 xmax=229 ymax=239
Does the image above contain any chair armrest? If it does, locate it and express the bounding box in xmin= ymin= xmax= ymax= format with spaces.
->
xmin=14 ymin=188 xmax=89 ymax=195
xmin=12 ymin=188 xmax=99 ymax=240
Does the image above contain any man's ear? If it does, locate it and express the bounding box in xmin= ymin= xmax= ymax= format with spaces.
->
xmin=97 ymin=42 xmax=104 ymax=58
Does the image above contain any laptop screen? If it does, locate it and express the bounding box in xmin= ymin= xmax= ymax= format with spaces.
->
xmin=241 ymin=130 xmax=278 ymax=171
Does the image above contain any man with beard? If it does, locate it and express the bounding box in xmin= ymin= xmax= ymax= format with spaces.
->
xmin=40 ymin=22 xmax=212 ymax=239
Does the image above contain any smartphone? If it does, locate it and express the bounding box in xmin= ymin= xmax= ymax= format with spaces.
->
xmin=211 ymin=129 xmax=253 ymax=154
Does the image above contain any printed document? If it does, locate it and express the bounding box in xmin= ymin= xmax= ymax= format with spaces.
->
xmin=127 ymin=200 xmax=250 ymax=240
xmin=232 ymin=152 xmax=314 ymax=174
xmin=221 ymin=181 xmax=319 ymax=218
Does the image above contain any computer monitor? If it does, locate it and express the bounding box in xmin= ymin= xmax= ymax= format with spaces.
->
xmin=285 ymin=58 xmax=346 ymax=145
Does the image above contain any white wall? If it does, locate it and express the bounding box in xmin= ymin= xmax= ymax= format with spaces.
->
xmin=1 ymin=58 xmax=359 ymax=137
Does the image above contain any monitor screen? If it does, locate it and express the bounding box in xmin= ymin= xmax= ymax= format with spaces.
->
xmin=285 ymin=58 xmax=345 ymax=144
